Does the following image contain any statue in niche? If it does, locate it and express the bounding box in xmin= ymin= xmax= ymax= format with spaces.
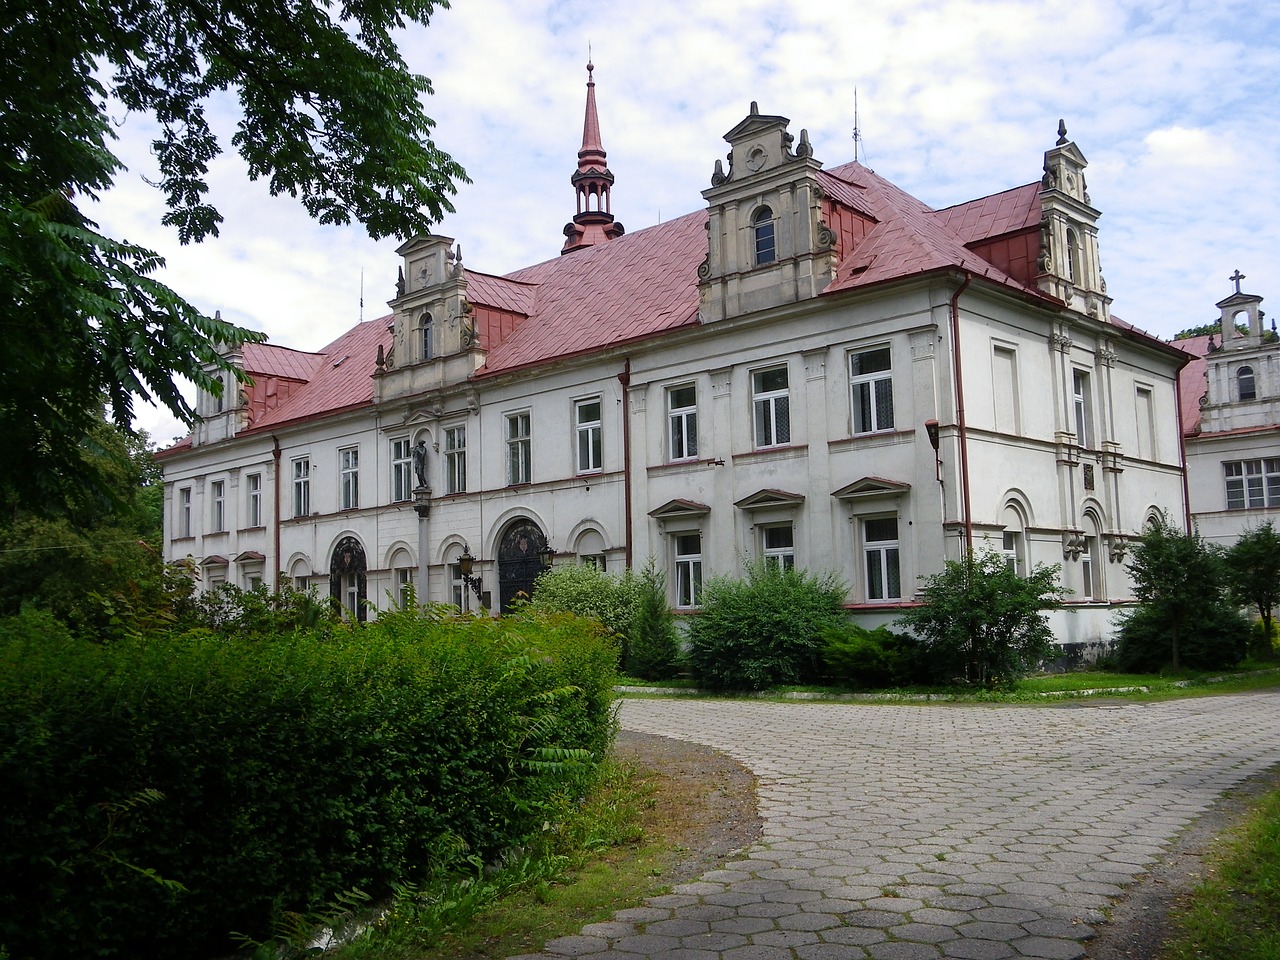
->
xmin=412 ymin=439 xmax=429 ymax=488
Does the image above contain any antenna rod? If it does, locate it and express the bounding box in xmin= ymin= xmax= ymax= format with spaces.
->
xmin=359 ymin=269 xmax=365 ymax=322
xmin=852 ymin=86 xmax=861 ymax=162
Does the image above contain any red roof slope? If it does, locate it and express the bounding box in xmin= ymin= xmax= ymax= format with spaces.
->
xmin=1175 ymin=335 xmax=1211 ymax=436
xmin=820 ymin=162 xmax=1049 ymax=302
xmin=242 ymin=342 xmax=324 ymax=381
xmin=937 ymin=182 xmax=1041 ymax=244
xmin=478 ymin=210 xmax=707 ymax=375
xmin=247 ymin=318 xmax=392 ymax=431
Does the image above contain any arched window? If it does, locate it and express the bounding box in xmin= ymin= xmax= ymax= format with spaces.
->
xmin=420 ymin=313 xmax=434 ymax=361
xmin=753 ymin=206 xmax=776 ymax=266
xmin=1065 ymin=228 xmax=1080 ymax=284
xmin=1238 ymin=365 xmax=1256 ymax=402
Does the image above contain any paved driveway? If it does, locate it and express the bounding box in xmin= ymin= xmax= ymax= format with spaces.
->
xmin=514 ymin=693 xmax=1280 ymax=960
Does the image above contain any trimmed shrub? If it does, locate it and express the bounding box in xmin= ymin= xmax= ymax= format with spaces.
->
xmin=895 ymin=551 xmax=1064 ymax=686
xmin=686 ymin=562 xmax=847 ymax=690
xmin=625 ymin=559 xmax=683 ymax=680
xmin=528 ymin=563 xmax=639 ymax=659
xmin=1115 ymin=601 xmax=1249 ymax=672
xmin=822 ymin=623 xmax=921 ymax=688
xmin=0 ymin=606 xmax=617 ymax=960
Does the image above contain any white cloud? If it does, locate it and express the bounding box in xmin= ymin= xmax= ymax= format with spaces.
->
xmin=72 ymin=0 xmax=1276 ymax=444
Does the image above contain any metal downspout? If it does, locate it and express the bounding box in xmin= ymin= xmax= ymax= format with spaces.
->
xmin=272 ymin=436 xmax=282 ymax=591
xmin=618 ymin=359 xmax=633 ymax=568
xmin=950 ymin=273 xmax=974 ymax=552
xmin=1174 ymin=374 xmax=1193 ymax=533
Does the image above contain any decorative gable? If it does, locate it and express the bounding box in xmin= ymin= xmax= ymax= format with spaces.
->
xmin=698 ymin=103 xmax=839 ymax=322
xmin=734 ymin=488 xmax=805 ymax=511
xmin=1037 ymin=120 xmax=1110 ymax=320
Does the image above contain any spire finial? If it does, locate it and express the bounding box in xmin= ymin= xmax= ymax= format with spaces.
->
xmin=1056 ymin=119 xmax=1068 ymax=146
xmin=562 ymin=55 xmax=623 ymax=254
xmin=1230 ymin=268 xmax=1246 ymax=294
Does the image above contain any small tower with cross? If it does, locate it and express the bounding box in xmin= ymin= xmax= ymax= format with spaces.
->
xmin=1216 ymin=269 xmax=1266 ymax=349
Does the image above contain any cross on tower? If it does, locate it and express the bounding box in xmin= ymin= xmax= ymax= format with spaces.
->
xmin=1230 ymin=269 xmax=1246 ymax=294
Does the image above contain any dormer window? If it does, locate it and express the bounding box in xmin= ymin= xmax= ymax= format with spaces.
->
xmin=1238 ymin=365 xmax=1256 ymax=402
xmin=753 ymin=206 xmax=776 ymax=265
xmin=420 ymin=313 xmax=434 ymax=361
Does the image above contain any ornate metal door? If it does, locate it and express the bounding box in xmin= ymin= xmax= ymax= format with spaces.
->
xmin=497 ymin=519 xmax=547 ymax=613
xmin=329 ymin=536 xmax=368 ymax=622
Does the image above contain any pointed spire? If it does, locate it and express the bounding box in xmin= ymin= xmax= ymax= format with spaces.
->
xmin=562 ymin=58 xmax=624 ymax=255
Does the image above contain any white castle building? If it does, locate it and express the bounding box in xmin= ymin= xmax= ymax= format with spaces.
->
xmin=159 ymin=66 xmax=1191 ymax=651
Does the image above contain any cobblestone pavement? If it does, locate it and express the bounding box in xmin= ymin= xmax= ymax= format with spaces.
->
xmin=511 ymin=693 xmax=1280 ymax=960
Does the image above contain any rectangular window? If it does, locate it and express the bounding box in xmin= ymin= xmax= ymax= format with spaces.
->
xmin=396 ymin=568 xmax=414 ymax=608
xmin=850 ymin=347 xmax=895 ymax=434
xmin=668 ymin=384 xmax=698 ymax=461
xmin=292 ymin=457 xmax=310 ymax=518
xmin=211 ymin=480 xmax=226 ymax=532
xmin=178 ymin=487 xmax=192 ymax=538
xmin=674 ymin=533 xmax=703 ymax=608
xmin=340 ymin=446 xmax=359 ymax=510
xmin=582 ymin=554 xmax=607 ymax=571
xmin=761 ymin=524 xmax=795 ymax=570
xmin=752 ymin=367 xmax=791 ymax=448
xmin=391 ymin=437 xmax=413 ymax=502
xmin=1073 ymin=369 xmax=1093 ymax=448
xmin=863 ymin=517 xmax=901 ymax=601
xmin=1135 ymin=387 xmax=1155 ymax=460
xmin=1001 ymin=529 xmax=1021 ymax=575
xmin=246 ymin=473 xmax=262 ymax=527
xmin=420 ymin=316 xmax=434 ymax=361
xmin=575 ymin=398 xmax=603 ymax=473
xmin=506 ymin=412 xmax=531 ymax=485
xmin=450 ymin=562 xmax=471 ymax=613
xmin=1225 ymin=459 xmax=1280 ymax=510
xmin=1081 ymin=536 xmax=1098 ymax=600
xmin=992 ymin=345 xmax=1019 ymax=434
xmin=444 ymin=426 xmax=467 ymax=494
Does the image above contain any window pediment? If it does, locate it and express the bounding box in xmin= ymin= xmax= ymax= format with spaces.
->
xmin=734 ymin=488 xmax=805 ymax=511
xmin=831 ymin=477 xmax=911 ymax=501
xmin=649 ymin=498 xmax=712 ymax=519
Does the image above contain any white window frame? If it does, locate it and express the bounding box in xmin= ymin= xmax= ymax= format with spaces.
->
xmin=1072 ymin=369 xmax=1093 ymax=449
xmin=178 ymin=486 xmax=192 ymax=538
xmin=752 ymin=366 xmax=791 ymax=449
xmin=449 ymin=561 xmax=472 ymax=613
xmin=1001 ymin=529 xmax=1022 ymax=576
xmin=396 ymin=567 xmax=414 ymax=608
xmin=246 ymin=473 xmax=262 ymax=528
xmin=753 ymin=206 xmax=776 ymax=265
xmin=575 ymin=397 xmax=603 ymax=474
xmin=1225 ymin=458 xmax=1280 ymax=510
xmin=506 ymin=412 xmax=531 ymax=485
xmin=850 ymin=345 xmax=894 ymax=435
xmin=339 ymin=446 xmax=359 ymax=510
xmin=863 ymin=516 xmax=901 ymax=602
xmin=444 ymin=425 xmax=467 ymax=494
xmin=673 ymin=532 xmax=703 ymax=609
xmin=761 ymin=523 xmax=795 ymax=570
xmin=667 ymin=384 xmax=698 ymax=461
xmin=292 ymin=457 xmax=310 ymax=518
xmin=1081 ymin=535 xmax=1098 ymax=600
xmin=210 ymin=480 xmax=226 ymax=532
xmin=391 ymin=437 xmax=413 ymax=503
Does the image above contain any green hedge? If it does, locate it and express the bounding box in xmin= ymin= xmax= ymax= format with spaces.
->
xmin=0 ymin=607 xmax=618 ymax=960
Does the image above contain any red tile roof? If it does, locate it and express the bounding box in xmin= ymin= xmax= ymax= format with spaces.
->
xmin=164 ymin=154 xmax=1170 ymax=447
xmin=1174 ymin=335 xmax=1211 ymax=436
xmin=478 ymin=210 xmax=707 ymax=375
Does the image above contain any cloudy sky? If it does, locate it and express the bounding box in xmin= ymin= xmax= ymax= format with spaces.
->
xmin=89 ymin=0 xmax=1280 ymax=445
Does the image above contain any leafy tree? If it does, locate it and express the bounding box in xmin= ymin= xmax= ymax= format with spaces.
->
xmin=1224 ymin=522 xmax=1280 ymax=641
xmin=895 ymin=550 xmax=1064 ymax=686
xmin=528 ymin=563 xmax=640 ymax=649
xmin=0 ymin=419 xmax=174 ymax=636
xmin=1117 ymin=517 xmax=1245 ymax=672
xmin=1 ymin=0 xmax=467 ymax=511
xmin=625 ymin=558 xmax=683 ymax=680
xmin=686 ymin=561 xmax=847 ymax=691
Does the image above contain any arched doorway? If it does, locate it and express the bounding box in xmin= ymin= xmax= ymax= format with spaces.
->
xmin=497 ymin=518 xmax=549 ymax=613
xmin=329 ymin=536 xmax=368 ymax=622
